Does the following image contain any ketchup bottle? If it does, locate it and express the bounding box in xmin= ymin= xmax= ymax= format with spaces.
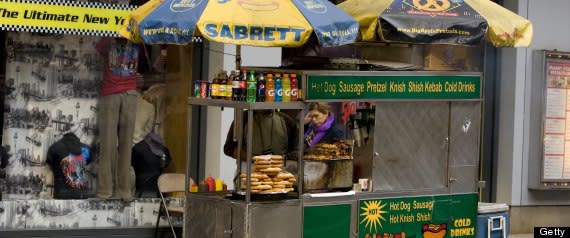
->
xmin=205 ymin=175 xmax=215 ymax=192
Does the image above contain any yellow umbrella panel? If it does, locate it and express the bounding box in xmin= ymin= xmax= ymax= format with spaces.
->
xmin=122 ymin=0 xmax=360 ymax=47
xmin=197 ymin=0 xmax=312 ymax=47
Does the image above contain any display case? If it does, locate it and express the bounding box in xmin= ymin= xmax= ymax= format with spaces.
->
xmin=529 ymin=50 xmax=570 ymax=190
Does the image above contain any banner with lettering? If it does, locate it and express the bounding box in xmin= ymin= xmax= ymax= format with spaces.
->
xmin=358 ymin=193 xmax=478 ymax=238
xmin=0 ymin=0 xmax=135 ymax=37
xmin=305 ymin=74 xmax=481 ymax=101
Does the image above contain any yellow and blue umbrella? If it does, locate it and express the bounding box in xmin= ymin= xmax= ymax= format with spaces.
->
xmin=120 ymin=0 xmax=359 ymax=47
xmin=339 ymin=0 xmax=533 ymax=47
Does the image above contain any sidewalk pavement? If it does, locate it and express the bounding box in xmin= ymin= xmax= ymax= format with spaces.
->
xmin=509 ymin=234 xmax=533 ymax=238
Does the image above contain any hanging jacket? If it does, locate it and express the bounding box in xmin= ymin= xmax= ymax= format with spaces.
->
xmin=131 ymin=133 xmax=172 ymax=197
xmin=223 ymin=111 xmax=298 ymax=160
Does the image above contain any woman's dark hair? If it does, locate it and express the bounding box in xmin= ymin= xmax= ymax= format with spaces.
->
xmin=308 ymin=102 xmax=332 ymax=115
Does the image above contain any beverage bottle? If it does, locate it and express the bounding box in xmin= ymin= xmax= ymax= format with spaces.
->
xmin=220 ymin=71 xmax=229 ymax=100
xmin=226 ymin=71 xmax=235 ymax=100
xmin=265 ymin=73 xmax=275 ymax=102
xmin=290 ymin=73 xmax=298 ymax=101
xmin=239 ymin=69 xmax=248 ymax=101
xmin=232 ymin=70 xmax=240 ymax=101
xmin=219 ymin=71 xmax=228 ymax=99
xmin=274 ymin=73 xmax=283 ymax=102
xmin=246 ymin=70 xmax=257 ymax=103
xmin=257 ymin=72 xmax=266 ymax=102
xmin=282 ymin=73 xmax=291 ymax=102
xmin=211 ymin=72 xmax=220 ymax=99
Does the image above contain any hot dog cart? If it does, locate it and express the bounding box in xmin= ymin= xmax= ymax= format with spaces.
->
xmin=184 ymin=70 xmax=481 ymax=238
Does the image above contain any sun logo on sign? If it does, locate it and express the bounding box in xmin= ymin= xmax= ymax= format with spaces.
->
xmin=360 ymin=200 xmax=388 ymax=233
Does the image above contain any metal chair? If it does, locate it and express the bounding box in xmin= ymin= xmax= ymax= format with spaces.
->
xmin=155 ymin=173 xmax=185 ymax=238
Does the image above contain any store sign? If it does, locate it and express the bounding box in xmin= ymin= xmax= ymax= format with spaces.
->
xmin=305 ymin=74 xmax=481 ymax=100
xmin=0 ymin=0 xmax=135 ymax=37
xmin=359 ymin=193 xmax=478 ymax=238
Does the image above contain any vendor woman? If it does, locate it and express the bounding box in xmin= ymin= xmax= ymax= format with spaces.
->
xmin=304 ymin=102 xmax=344 ymax=148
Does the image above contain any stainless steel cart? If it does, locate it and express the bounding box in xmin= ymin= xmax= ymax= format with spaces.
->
xmin=184 ymin=71 xmax=482 ymax=238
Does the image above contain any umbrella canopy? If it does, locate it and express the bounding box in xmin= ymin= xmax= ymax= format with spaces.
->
xmin=339 ymin=0 xmax=533 ymax=47
xmin=120 ymin=0 xmax=360 ymax=48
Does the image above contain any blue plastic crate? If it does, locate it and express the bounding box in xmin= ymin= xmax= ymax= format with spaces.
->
xmin=477 ymin=203 xmax=509 ymax=238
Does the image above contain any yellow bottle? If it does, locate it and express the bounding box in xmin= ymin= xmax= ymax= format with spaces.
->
xmin=215 ymin=178 xmax=223 ymax=192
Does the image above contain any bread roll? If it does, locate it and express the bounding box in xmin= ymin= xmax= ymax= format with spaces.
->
xmin=261 ymin=167 xmax=282 ymax=173
xmin=251 ymin=184 xmax=272 ymax=190
xmin=277 ymin=172 xmax=295 ymax=179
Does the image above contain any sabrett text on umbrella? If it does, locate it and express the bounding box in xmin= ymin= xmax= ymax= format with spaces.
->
xmin=204 ymin=23 xmax=305 ymax=41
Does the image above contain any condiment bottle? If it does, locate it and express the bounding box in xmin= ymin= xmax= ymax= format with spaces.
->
xmin=198 ymin=181 xmax=208 ymax=192
xmin=215 ymin=178 xmax=223 ymax=191
xmin=190 ymin=182 xmax=199 ymax=192
xmin=205 ymin=175 xmax=215 ymax=192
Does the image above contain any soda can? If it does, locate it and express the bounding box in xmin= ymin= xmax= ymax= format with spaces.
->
xmin=200 ymin=81 xmax=208 ymax=98
xmin=194 ymin=80 xmax=201 ymax=98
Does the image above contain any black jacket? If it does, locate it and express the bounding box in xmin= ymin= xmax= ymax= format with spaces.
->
xmin=131 ymin=138 xmax=172 ymax=197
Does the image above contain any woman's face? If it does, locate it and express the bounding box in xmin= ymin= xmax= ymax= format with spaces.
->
xmin=307 ymin=110 xmax=328 ymax=127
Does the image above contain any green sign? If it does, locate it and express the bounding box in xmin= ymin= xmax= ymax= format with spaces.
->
xmin=304 ymin=204 xmax=351 ymax=238
xmin=359 ymin=193 xmax=478 ymax=238
xmin=306 ymin=75 xmax=480 ymax=100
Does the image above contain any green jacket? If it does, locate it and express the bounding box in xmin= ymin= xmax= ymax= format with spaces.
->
xmin=223 ymin=111 xmax=298 ymax=160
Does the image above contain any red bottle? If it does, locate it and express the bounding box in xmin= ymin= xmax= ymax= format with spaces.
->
xmin=290 ymin=73 xmax=298 ymax=101
xmin=205 ymin=175 xmax=215 ymax=192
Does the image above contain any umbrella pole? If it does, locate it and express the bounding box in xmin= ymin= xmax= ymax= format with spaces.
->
xmin=236 ymin=45 xmax=242 ymax=70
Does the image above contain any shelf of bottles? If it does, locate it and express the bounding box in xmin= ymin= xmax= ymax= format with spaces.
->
xmin=190 ymin=69 xmax=305 ymax=110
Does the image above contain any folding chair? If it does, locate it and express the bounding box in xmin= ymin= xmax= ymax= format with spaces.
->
xmin=155 ymin=173 xmax=185 ymax=238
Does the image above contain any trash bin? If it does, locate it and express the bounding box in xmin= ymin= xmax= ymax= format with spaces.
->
xmin=477 ymin=202 xmax=509 ymax=238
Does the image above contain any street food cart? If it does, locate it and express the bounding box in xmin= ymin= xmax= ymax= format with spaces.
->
xmin=119 ymin=0 xmax=532 ymax=236
xmin=184 ymin=70 xmax=481 ymax=238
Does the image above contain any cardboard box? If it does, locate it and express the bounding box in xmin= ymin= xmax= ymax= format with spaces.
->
xmin=423 ymin=45 xmax=482 ymax=71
